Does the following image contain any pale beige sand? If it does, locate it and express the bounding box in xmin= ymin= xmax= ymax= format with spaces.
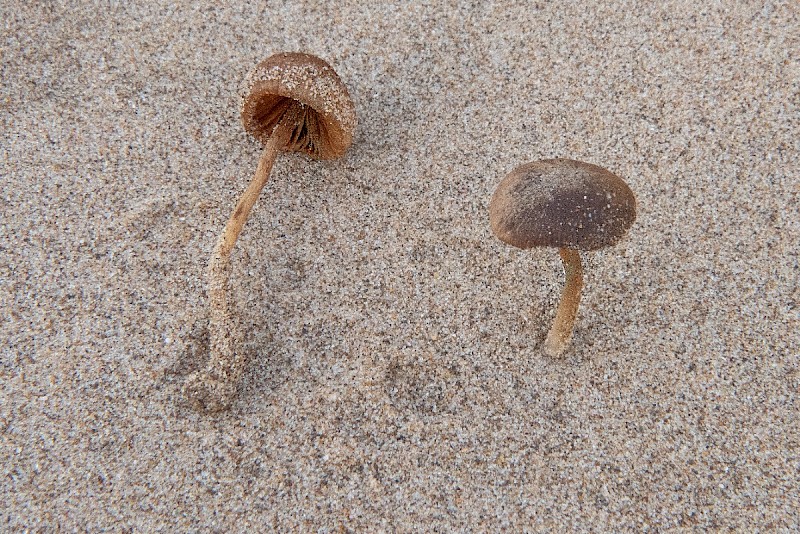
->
xmin=2 ymin=1 xmax=798 ymax=530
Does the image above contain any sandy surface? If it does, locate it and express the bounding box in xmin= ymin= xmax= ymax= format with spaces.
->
xmin=2 ymin=1 xmax=798 ymax=531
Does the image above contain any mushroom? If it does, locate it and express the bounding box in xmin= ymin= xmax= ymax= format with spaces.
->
xmin=488 ymin=158 xmax=636 ymax=357
xmin=184 ymin=52 xmax=357 ymax=412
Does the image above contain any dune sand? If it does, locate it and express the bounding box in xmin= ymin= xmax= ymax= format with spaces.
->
xmin=2 ymin=1 xmax=798 ymax=530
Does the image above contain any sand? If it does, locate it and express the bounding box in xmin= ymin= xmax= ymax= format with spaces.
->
xmin=2 ymin=1 xmax=798 ymax=530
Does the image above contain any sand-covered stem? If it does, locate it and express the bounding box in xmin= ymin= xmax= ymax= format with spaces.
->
xmin=183 ymin=116 xmax=294 ymax=412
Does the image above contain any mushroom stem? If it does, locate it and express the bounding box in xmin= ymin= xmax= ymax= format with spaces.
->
xmin=184 ymin=106 xmax=302 ymax=412
xmin=544 ymin=247 xmax=583 ymax=357
xmin=218 ymin=142 xmax=283 ymax=260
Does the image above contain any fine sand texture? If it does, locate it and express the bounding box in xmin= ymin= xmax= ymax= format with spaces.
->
xmin=2 ymin=1 xmax=798 ymax=531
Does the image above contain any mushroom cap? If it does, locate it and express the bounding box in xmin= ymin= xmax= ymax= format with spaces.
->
xmin=241 ymin=52 xmax=357 ymax=160
xmin=489 ymin=159 xmax=636 ymax=251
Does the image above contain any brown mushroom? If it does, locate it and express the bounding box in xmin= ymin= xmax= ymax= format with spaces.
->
xmin=489 ymin=158 xmax=636 ymax=357
xmin=184 ymin=53 xmax=356 ymax=412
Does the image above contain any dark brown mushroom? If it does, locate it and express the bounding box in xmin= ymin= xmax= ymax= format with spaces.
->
xmin=184 ymin=52 xmax=356 ymax=412
xmin=489 ymin=158 xmax=636 ymax=356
